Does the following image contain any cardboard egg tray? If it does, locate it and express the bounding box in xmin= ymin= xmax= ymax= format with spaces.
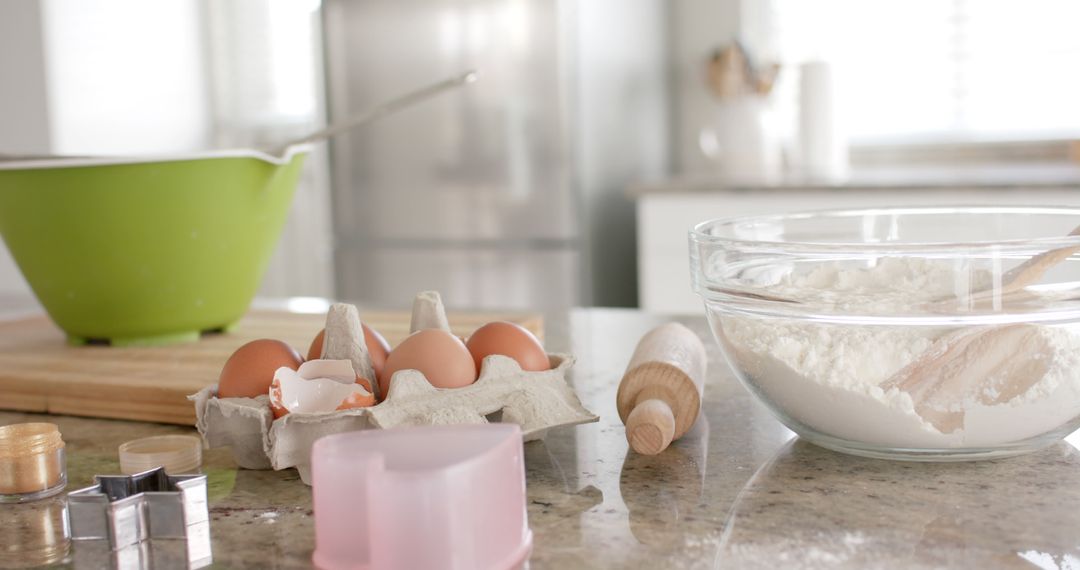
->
xmin=190 ymin=293 xmax=598 ymax=484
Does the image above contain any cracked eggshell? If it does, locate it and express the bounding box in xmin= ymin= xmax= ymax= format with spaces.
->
xmin=269 ymin=360 xmax=376 ymax=419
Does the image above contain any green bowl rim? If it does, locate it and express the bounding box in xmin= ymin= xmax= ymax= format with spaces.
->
xmin=0 ymin=144 xmax=311 ymax=171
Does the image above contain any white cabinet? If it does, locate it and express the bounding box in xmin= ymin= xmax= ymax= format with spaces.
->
xmin=636 ymin=187 xmax=1080 ymax=314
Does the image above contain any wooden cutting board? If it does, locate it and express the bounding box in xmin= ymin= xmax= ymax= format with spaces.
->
xmin=0 ymin=309 xmax=543 ymax=425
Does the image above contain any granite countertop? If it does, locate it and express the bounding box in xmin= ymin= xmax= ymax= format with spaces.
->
xmin=4 ymin=309 xmax=1080 ymax=569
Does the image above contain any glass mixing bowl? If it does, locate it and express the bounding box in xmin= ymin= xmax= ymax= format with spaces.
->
xmin=690 ymin=206 xmax=1080 ymax=460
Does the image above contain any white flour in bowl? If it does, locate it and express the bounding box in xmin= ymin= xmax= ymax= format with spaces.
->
xmin=716 ymin=258 xmax=1080 ymax=449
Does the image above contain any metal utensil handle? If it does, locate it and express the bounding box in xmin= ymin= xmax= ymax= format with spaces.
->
xmin=277 ymin=70 xmax=478 ymax=153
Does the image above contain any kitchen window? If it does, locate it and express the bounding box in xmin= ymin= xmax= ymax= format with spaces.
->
xmin=775 ymin=0 xmax=1080 ymax=151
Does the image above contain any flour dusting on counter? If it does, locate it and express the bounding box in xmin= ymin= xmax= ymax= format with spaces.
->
xmin=716 ymin=258 xmax=1080 ymax=449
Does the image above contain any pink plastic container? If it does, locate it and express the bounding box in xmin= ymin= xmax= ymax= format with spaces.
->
xmin=311 ymin=424 xmax=532 ymax=570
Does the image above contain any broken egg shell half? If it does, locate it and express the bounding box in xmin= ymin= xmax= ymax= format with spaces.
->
xmin=269 ymin=359 xmax=376 ymax=419
xmin=307 ymin=324 xmax=391 ymax=384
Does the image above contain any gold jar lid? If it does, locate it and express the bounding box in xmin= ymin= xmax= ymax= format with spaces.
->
xmin=0 ymin=423 xmax=65 ymax=457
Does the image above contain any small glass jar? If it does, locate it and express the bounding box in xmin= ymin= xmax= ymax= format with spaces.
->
xmin=0 ymin=423 xmax=67 ymax=503
xmin=0 ymin=499 xmax=70 ymax=568
xmin=118 ymin=434 xmax=202 ymax=475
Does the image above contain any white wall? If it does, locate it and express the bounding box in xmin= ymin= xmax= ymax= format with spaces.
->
xmin=0 ymin=1 xmax=49 ymax=296
xmin=0 ymin=250 xmax=29 ymax=298
xmin=40 ymin=0 xmax=212 ymax=155
xmin=0 ymin=1 xmax=51 ymax=155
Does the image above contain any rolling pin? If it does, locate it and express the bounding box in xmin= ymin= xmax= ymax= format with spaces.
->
xmin=617 ymin=323 xmax=707 ymax=455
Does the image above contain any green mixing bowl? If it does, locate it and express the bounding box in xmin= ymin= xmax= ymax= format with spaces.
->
xmin=0 ymin=147 xmax=308 ymax=346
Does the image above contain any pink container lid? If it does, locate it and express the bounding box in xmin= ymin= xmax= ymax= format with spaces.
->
xmin=311 ymin=424 xmax=532 ymax=570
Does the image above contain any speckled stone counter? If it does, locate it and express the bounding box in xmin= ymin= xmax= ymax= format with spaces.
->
xmin=3 ymin=309 xmax=1080 ymax=569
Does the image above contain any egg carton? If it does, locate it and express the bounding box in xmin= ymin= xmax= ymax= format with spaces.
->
xmin=190 ymin=293 xmax=598 ymax=484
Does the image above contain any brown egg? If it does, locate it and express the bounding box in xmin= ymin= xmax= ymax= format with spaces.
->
xmin=306 ymin=330 xmax=325 ymax=361
xmin=466 ymin=321 xmax=549 ymax=373
xmin=307 ymin=325 xmax=391 ymax=384
xmin=381 ymin=329 xmax=477 ymax=395
xmin=218 ymin=339 xmax=304 ymax=398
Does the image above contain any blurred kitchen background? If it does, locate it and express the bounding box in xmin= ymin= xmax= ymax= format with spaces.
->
xmin=2 ymin=0 xmax=1079 ymax=313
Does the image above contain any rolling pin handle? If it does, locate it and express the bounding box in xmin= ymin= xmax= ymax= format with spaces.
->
xmin=625 ymin=398 xmax=676 ymax=455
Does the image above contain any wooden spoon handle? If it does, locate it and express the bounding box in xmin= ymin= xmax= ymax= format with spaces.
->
xmin=935 ymin=223 xmax=1080 ymax=308
xmin=999 ymin=222 xmax=1080 ymax=294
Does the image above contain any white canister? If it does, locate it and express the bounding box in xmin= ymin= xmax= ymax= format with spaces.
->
xmin=798 ymin=61 xmax=849 ymax=182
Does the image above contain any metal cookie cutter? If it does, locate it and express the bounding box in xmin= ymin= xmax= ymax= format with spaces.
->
xmin=67 ymin=467 xmax=209 ymax=549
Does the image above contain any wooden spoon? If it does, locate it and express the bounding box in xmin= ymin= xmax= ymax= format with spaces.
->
xmin=936 ymin=224 xmax=1080 ymax=310
xmin=881 ymin=225 xmax=1080 ymax=432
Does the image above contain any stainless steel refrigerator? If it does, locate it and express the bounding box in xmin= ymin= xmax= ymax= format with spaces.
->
xmin=322 ymin=0 xmax=669 ymax=310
